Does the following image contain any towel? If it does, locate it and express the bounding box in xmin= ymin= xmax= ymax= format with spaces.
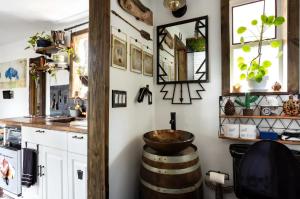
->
xmin=22 ymin=148 xmax=37 ymax=187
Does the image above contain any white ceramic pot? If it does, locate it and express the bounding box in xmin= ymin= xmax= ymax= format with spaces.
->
xmin=247 ymin=76 xmax=269 ymax=92
xmin=240 ymin=124 xmax=257 ymax=139
xmin=223 ymin=124 xmax=240 ymax=138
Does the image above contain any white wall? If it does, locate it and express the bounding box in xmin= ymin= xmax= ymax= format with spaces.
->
xmin=109 ymin=1 xmax=155 ymax=199
xmin=153 ymin=0 xmax=236 ymax=198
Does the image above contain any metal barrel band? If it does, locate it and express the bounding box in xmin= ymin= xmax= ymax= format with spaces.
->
xmin=143 ymin=150 xmax=198 ymax=163
xmin=142 ymin=161 xmax=201 ymax=175
xmin=141 ymin=178 xmax=203 ymax=194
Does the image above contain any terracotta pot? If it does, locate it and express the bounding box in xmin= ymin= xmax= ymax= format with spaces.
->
xmin=243 ymin=109 xmax=254 ymax=116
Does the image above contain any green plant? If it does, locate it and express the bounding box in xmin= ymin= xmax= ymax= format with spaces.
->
xmin=237 ymin=12 xmax=285 ymax=83
xmin=186 ymin=37 xmax=206 ymax=52
xmin=25 ymin=31 xmax=52 ymax=50
xmin=235 ymin=93 xmax=259 ymax=109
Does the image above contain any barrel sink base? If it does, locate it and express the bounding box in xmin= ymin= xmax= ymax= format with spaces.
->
xmin=140 ymin=145 xmax=203 ymax=199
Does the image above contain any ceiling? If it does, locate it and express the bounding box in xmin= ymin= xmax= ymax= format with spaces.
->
xmin=0 ymin=0 xmax=89 ymax=45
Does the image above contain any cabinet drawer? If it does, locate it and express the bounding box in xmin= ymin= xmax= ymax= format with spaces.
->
xmin=22 ymin=126 xmax=67 ymax=150
xmin=68 ymin=133 xmax=87 ymax=155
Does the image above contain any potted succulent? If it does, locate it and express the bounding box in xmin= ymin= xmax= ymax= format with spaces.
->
xmin=236 ymin=13 xmax=285 ymax=91
xmin=235 ymin=93 xmax=259 ymax=116
xmin=25 ymin=31 xmax=52 ymax=50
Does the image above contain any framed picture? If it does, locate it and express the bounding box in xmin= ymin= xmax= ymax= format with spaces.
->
xmin=143 ymin=52 xmax=153 ymax=77
xmin=130 ymin=44 xmax=143 ymax=74
xmin=111 ymin=35 xmax=127 ymax=70
xmin=0 ymin=58 xmax=27 ymax=89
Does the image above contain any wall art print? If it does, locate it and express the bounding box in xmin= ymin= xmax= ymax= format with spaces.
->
xmin=0 ymin=59 xmax=27 ymax=89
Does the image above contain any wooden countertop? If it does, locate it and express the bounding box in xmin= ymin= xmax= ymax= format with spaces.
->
xmin=0 ymin=117 xmax=87 ymax=134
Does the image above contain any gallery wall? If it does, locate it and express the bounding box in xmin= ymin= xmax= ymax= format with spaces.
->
xmin=109 ymin=0 xmax=155 ymax=198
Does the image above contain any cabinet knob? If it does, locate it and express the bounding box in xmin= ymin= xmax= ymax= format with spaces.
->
xmin=36 ymin=130 xmax=45 ymax=134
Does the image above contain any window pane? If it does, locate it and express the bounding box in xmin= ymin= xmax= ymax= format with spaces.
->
xmin=232 ymin=0 xmax=276 ymax=44
xmin=231 ymin=44 xmax=284 ymax=92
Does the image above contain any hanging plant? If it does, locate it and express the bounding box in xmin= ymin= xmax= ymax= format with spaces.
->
xmin=25 ymin=31 xmax=52 ymax=50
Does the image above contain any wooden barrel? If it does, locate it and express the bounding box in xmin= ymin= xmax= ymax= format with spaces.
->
xmin=140 ymin=145 xmax=203 ymax=199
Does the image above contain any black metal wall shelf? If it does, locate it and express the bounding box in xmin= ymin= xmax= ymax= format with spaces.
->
xmin=219 ymin=94 xmax=300 ymax=145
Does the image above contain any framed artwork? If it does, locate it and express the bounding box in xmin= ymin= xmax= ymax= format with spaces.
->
xmin=70 ymin=29 xmax=89 ymax=99
xmin=0 ymin=58 xmax=27 ymax=89
xmin=111 ymin=35 xmax=127 ymax=70
xmin=143 ymin=52 xmax=153 ymax=77
xmin=130 ymin=44 xmax=143 ymax=74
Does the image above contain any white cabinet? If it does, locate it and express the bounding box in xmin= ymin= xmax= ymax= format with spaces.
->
xmin=68 ymin=153 xmax=87 ymax=199
xmin=21 ymin=127 xmax=87 ymax=199
xmin=40 ymin=146 xmax=68 ymax=199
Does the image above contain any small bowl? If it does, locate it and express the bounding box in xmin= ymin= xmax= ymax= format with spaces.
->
xmin=143 ymin=129 xmax=194 ymax=154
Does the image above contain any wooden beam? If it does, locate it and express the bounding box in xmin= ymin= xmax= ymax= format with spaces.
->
xmin=88 ymin=0 xmax=110 ymax=198
xmin=221 ymin=0 xmax=230 ymax=95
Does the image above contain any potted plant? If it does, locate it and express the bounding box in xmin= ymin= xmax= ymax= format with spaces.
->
xmin=235 ymin=93 xmax=259 ymax=116
xmin=236 ymin=13 xmax=285 ymax=91
xmin=25 ymin=31 xmax=52 ymax=50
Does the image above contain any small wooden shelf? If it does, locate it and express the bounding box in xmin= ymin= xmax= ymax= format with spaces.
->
xmin=219 ymin=135 xmax=300 ymax=145
xmin=220 ymin=115 xmax=300 ymax=120
xmin=35 ymin=44 xmax=65 ymax=56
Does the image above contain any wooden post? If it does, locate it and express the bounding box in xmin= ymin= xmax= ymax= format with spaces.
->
xmin=88 ymin=0 xmax=110 ymax=198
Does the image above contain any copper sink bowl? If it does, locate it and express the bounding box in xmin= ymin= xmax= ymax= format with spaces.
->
xmin=143 ymin=130 xmax=194 ymax=154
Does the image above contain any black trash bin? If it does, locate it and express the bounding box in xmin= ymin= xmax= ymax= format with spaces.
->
xmin=229 ymin=143 xmax=300 ymax=198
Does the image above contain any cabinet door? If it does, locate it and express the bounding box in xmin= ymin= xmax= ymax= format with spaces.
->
xmin=40 ymin=146 xmax=68 ymax=199
xmin=68 ymin=153 xmax=87 ymax=199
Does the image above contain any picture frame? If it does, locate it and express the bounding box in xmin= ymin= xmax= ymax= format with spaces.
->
xmin=143 ymin=52 xmax=153 ymax=77
xmin=130 ymin=44 xmax=143 ymax=74
xmin=111 ymin=35 xmax=127 ymax=70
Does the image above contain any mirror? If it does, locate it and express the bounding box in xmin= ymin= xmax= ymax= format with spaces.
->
xmin=221 ymin=0 xmax=299 ymax=95
xmin=157 ymin=16 xmax=209 ymax=84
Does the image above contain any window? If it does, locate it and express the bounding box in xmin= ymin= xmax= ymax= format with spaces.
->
xmin=229 ymin=0 xmax=287 ymax=92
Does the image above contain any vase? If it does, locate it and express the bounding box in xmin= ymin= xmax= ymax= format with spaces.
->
xmin=247 ymin=76 xmax=269 ymax=92
xmin=243 ymin=108 xmax=254 ymax=116
xmin=36 ymin=39 xmax=52 ymax=48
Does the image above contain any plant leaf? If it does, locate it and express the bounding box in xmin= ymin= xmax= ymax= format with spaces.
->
xmin=267 ymin=16 xmax=275 ymax=25
xmin=242 ymin=45 xmax=251 ymax=52
xmin=237 ymin=26 xmax=247 ymax=34
xmin=240 ymin=73 xmax=246 ymax=80
xmin=261 ymin=15 xmax=268 ymax=24
xmin=239 ymin=63 xmax=247 ymax=71
xmin=235 ymin=99 xmax=245 ymax=107
xmin=250 ymin=96 xmax=259 ymax=103
xmin=274 ymin=16 xmax=285 ymax=26
xmin=270 ymin=40 xmax=281 ymax=48
xmin=262 ymin=60 xmax=272 ymax=67
xmin=237 ymin=56 xmax=245 ymax=64
xmin=251 ymin=20 xmax=258 ymax=26
xmin=248 ymin=72 xmax=255 ymax=79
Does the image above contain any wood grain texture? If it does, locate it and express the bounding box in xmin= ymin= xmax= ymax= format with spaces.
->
xmin=29 ymin=57 xmax=46 ymax=116
xmin=221 ymin=0 xmax=230 ymax=95
xmin=141 ymin=146 xmax=203 ymax=199
xmin=287 ymin=0 xmax=299 ymax=94
xmin=0 ymin=117 xmax=87 ymax=134
xmin=88 ymin=0 xmax=110 ymax=198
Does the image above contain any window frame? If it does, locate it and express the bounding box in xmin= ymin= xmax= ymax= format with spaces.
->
xmin=221 ymin=0 xmax=299 ymax=95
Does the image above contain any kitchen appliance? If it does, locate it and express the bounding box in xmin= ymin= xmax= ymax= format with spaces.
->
xmin=0 ymin=126 xmax=22 ymax=196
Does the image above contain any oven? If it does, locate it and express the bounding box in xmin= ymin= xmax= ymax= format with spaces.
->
xmin=0 ymin=126 xmax=22 ymax=196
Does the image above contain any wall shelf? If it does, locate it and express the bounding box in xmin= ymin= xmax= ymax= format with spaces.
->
xmin=219 ymin=95 xmax=300 ymax=145
xmin=219 ymin=135 xmax=300 ymax=145
xmin=35 ymin=44 xmax=66 ymax=56
xmin=220 ymin=115 xmax=300 ymax=120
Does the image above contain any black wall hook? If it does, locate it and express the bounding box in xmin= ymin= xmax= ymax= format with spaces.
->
xmin=137 ymin=85 xmax=152 ymax=105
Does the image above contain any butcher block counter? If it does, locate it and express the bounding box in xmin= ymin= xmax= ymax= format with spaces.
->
xmin=0 ymin=117 xmax=87 ymax=134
